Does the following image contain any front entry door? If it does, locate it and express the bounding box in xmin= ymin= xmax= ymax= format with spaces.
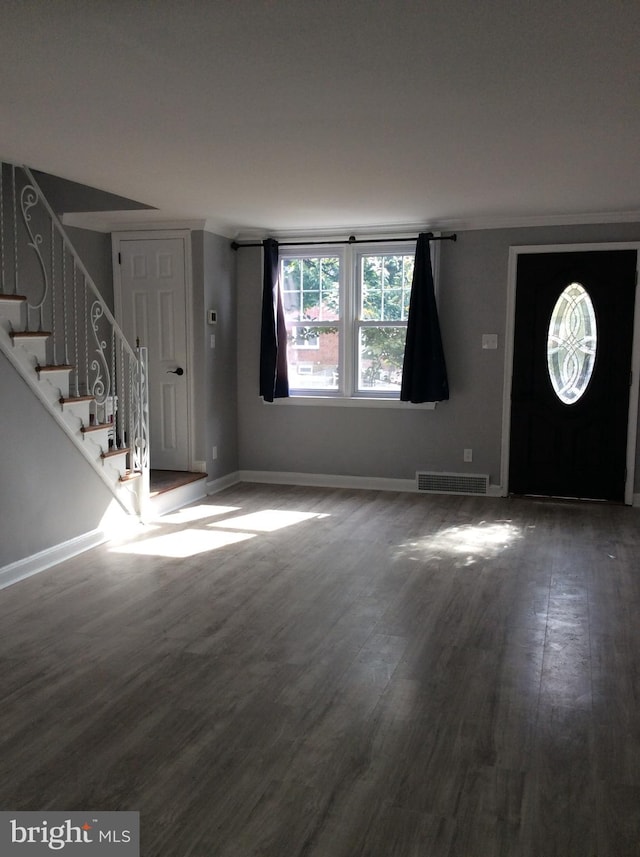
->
xmin=509 ymin=249 xmax=637 ymax=502
xmin=116 ymin=235 xmax=190 ymax=471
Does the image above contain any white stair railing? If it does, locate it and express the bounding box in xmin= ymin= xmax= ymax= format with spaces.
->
xmin=0 ymin=161 xmax=149 ymax=514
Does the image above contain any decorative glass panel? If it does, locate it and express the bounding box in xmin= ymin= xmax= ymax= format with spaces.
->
xmin=547 ymin=282 xmax=597 ymax=404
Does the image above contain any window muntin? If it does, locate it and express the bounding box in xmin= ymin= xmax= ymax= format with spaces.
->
xmin=279 ymin=242 xmax=422 ymax=398
xmin=547 ymin=282 xmax=597 ymax=405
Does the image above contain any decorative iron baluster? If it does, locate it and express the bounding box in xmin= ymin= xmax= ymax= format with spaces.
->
xmin=0 ymin=165 xmax=5 ymax=294
xmin=50 ymin=221 xmax=56 ymax=357
xmin=136 ymin=345 xmax=150 ymax=518
xmin=110 ymin=325 xmax=116 ymax=445
xmin=72 ymin=262 xmax=80 ymax=397
xmin=89 ymin=300 xmax=110 ymax=413
xmin=62 ymin=242 xmax=69 ymax=366
xmin=12 ymin=165 xmax=18 ymax=296
xmin=83 ymin=276 xmax=89 ymax=400
xmin=20 ymin=182 xmax=48 ymax=332
xmin=128 ymin=355 xmax=134 ymax=470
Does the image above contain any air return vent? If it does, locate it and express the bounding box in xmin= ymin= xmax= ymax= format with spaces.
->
xmin=416 ymin=471 xmax=489 ymax=496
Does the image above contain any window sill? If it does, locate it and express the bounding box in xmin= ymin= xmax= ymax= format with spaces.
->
xmin=263 ymin=395 xmax=437 ymax=410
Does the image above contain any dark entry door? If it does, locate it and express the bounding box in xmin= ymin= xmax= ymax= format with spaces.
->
xmin=509 ymin=249 xmax=637 ymax=502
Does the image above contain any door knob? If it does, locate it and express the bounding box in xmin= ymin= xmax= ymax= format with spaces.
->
xmin=167 ymin=367 xmax=184 ymax=376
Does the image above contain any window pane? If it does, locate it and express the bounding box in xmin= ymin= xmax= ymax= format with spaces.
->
xmin=283 ymin=256 xmax=340 ymax=324
xmin=547 ymin=282 xmax=597 ymax=404
xmin=361 ymin=254 xmax=414 ymax=321
xmin=358 ymin=326 xmax=406 ymax=391
xmin=282 ymin=258 xmax=302 ymax=322
xmin=287 ymin=326 xmax=340 ymax=390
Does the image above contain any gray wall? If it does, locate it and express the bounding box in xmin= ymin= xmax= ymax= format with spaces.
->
xmin=191 ymin=230 xmax=238 ymax=480
xmin=65 ymin=225 xmax=114 ymax=309
xmin=236 ymin=222 xmax=640 ymax=491
xmin=0 ymin=351 xmax=121 ymax=568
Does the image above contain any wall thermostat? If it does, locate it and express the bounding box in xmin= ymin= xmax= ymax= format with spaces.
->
xmin=207 ymin=310 xmax=217 ymax=325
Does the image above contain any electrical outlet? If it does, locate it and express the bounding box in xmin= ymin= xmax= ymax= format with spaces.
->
xmin=482 ymin=333 xmax=498 ymax=349
xmin=464 ymin=448 xmax=473 ymax=462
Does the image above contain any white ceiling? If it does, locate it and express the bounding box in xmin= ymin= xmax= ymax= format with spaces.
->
xmin=2 ymin=0 xmax=639 ymax=237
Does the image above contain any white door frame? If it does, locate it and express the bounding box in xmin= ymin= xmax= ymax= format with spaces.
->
xmin=112 ymin=229 xmax=196 ymax=472
xmin=500 ymin=241 xmax=640 ymax=505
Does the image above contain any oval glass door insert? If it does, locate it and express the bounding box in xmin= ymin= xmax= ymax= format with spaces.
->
xmin=547 ymin=282 xmax=597 ymax=404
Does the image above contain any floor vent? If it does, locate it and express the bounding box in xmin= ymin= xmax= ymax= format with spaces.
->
xmin=417 ymin=471 xmax=489 ymax=496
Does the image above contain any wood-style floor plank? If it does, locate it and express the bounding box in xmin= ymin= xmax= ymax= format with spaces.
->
xmin=1 ymin=486 xmax=640 ymax=855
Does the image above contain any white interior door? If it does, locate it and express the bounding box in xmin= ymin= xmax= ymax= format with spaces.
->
xmin=115 ymin=235 xmax=191 ymax=471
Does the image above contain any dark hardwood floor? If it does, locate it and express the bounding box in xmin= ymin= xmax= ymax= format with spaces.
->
xmin=1 ymin=484 xmax=639 ymax=856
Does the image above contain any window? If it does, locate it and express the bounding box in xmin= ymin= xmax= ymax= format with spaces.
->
xmin=280 ymin=241 xmax=421 ymax=399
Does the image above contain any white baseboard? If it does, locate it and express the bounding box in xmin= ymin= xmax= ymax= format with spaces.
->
xmin=0 ymin=528 xmax=107 ymax=591
xmin=240 ymin=470 xmax=418 ymax=493
xmin=238 ymin=469 xmax=504 ymax=496
xmin=207 ymin=471 xmax=241 ymax=495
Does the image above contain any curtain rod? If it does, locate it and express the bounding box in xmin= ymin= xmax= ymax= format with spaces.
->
xmin=230 ymin=233 xmax=457 ymax=250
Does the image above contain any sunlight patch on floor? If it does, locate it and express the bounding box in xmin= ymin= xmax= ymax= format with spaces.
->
xmin=155 ymin=504 xmax=241 ymax=524
xmin=400 ymin=520 xmax=523 ymax=566
xmin=208 ymin=509 xmax=329 ymax=533
xmin=110 ymin=528 xmax=255 ymax=558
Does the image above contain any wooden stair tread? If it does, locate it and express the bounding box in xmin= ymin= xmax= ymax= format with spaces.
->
xmin=11 ymin=330 xmax=51 ymax=338
xmin=81 ymin=423 xmax=113 ymax=433
xmin=101 ymin=447 xmax=130 ymax=459
xmin=60 ymin=395 xmax=95 ymax=404
xmin=0 ymin=294 xmax=27 ymax=302
xmin=120 ymin=470 xmax=142 ymax=483
xmin=36 ymin=364 xmax=74 ymax=372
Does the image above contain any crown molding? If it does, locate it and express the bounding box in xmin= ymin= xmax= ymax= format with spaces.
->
xmin=233 ymin=210 xmax=640 ymax=243
xmin=431 ymin=209 xmax=640 ymax=232
xmin=61 ymin=212 xmax=235 ymax=236
xmin=63 ymin=208 xmax=640 ymax=239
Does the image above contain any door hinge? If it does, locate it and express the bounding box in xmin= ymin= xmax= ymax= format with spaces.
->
xmin=118 ymin=252 xmax=122 ymax=265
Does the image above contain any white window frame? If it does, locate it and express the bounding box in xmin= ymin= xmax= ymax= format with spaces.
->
xmin=275 ymin=239 xmax=440 ymax=409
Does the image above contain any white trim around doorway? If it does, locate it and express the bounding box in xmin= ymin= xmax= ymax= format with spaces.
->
xmin=111 ymin=229 xmax=196 ymax=473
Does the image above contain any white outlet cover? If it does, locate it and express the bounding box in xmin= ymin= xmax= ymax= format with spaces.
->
xmin=482 ymin=333 xmax=498 ymax=349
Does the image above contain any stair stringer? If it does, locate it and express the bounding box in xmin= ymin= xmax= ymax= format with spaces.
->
xmin=0 ymin=309 xmax=140 ymax=516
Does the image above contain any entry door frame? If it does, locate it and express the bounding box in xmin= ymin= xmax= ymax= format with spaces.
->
xmin=500 ymin=242 xmax=640 ymax=505
xmin=112 ymin=229 xmax=196 ymax=472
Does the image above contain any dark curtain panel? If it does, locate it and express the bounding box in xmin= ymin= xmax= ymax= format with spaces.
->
xmin=400 ymin=232 xmax=449 ymax=403
xmin=259 ymin=238 xmax=289 ymax=402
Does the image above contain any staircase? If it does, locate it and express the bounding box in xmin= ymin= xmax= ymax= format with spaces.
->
xmin=0 ymin=162 xmax=149 ymax=517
